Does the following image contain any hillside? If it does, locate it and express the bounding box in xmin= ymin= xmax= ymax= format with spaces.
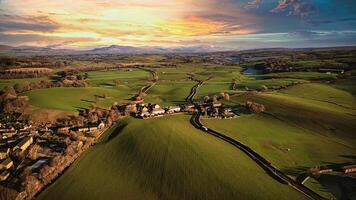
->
xmin=37 ymin=115 xmax=305 ymax=200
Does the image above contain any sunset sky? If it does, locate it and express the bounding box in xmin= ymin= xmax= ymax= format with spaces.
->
xmin=1 ymin=0 xmax=356 ymax=50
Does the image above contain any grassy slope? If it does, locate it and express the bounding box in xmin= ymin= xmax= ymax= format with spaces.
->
xmin=38 ymin=115 xmax=305 ymax=200
xmin=24 ymin=70 xmax=151 ymax=112
xmin=83 ymin=69 xmax=149 ymax=88
xmin=203 ymin=83 xmax=356 ymax=198
xmin=204 ymin=83 xmax=356 ymax=174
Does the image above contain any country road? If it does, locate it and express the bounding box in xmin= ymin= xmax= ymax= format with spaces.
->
xmin=185 ymin=80 xmax=203 ymax=103
xmin=190 ymin=112 xmax=325 ymax=200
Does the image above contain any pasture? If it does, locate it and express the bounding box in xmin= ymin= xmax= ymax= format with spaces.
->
xmin=38 ymin=115 xmax=305 ymax=200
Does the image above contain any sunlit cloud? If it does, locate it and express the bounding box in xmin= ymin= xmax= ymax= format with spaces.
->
xmin=0 ymin=0 xmax=355 ymax=49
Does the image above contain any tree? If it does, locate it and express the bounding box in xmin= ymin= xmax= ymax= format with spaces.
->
xmin=246 ymin=101 xmax=266 ymax=113
xmin=211 ymin=95 xmax=218 ymax=103
xmin=0 ymin=185 xmax=19 ymax=200
xmin=203 ymin=95 xmax=210 ymax=103
xmin=223 ymin=93 xmax=230 ymax=101
xmin=261 ymin=85 xmax=268 ymax=91
xmin=2 ymin=86 xmax=17 ymax=97
xmin=28 ymin=144 xmax=42 ymax=160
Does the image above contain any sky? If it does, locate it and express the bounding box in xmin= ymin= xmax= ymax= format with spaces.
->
xmin=0 ymin=0 xmax=356 ymax=50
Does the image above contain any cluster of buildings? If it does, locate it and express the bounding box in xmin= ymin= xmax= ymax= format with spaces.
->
xmin=135 ymin=103 xmax=181 ymax=118
xmin=0 ymin=119 xmax=107 ymax=183
xmin=0 ymin=132 xmax=34 ymax=182
xmin=198 ymin=102 xmax=238 ymax=119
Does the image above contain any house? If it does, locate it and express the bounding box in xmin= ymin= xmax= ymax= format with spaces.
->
xmin=19 ymin=125 xmax=32 ymax=132
xmin=0 ymin=148 xmax=10 ymax=160
xmin=0 ymin=170 xmax=10 ymax=181
xmin=97 ymin=122 xmax=105 ymax=129
xmin=0 ymin=127 xmax=15 ymax=133
xmin=168 ymin=106 xmax=181 ymax=113
xmin=14 ymin=136 xmax=33 ymax=152
xmin=140 ymin=111 xmax=150 ymax=118
xmin=152 ymin=108 xmax=165 ymax=115
xmin=125 ymin=104 xmax=137 ymax=113
xmin=0 ymin=158 xmax=13 ymax=170
xmin=342 ymin=165 xmax=356 ymax=173
xmin=141 ymin=107 xmax=149 ymax=113
xmin=153 ymin=104 xmax=161 ymax=110
xmin=212 ymin=103 xmax=222 ymax=108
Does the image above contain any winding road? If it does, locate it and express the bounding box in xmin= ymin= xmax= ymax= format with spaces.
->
xmin=185 ymin=81 xmax=325 ymax=200
xmin=185 ymin=80 xmax=203 ymax=103
xmin=190 ymin=112 xmax=324 ymax=200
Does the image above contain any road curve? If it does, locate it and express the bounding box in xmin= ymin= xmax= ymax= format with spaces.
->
xmin=190 ymin=112 xmax=325 ymax=200
xmin=186 ymin=81 xmax=203 ymax=103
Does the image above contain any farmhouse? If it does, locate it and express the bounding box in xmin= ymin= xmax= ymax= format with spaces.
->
xmin=152 ymin=108 xmax=165 ymax=115
xmin=0 ymin=158 xmax=13 ymax=170
xmin=0 ymin=148 xmax=10 ymax=160
xmin=167 ymin=106 xmax=181 ymax=113
xmin=0 ymin=170 xmax=10 ymax=181
xmin=98 ymin=122 xmax=105 ymax=129
xmin=14 ymin=136 xmax=33 ymax=152
xmin=342 ymin=165 xmax=356 ymax=173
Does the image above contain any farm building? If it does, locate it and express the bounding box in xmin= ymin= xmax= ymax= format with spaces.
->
xmin=167 ymin=106 xmax=181 ymax=113
xmin=14 ymin=136 xmax=33 ymax=152
xmin=0 ymin=158 xmax=13 ymax=170
xmin=97 ymin=122 xmax=105 ymax=129
xmin=152 ymin=108 xmax=165 ymax=115
xmin=0 ymin=170 xmax=10 ymax=181
xmin=342 ymin=165 xmax=356 ymax=173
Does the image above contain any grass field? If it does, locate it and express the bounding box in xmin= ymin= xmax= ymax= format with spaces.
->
xmin=38 ymin=115 xmax=305 ymax=200
xmin=24 ymin=87 xmax=134 ymax=112
xmin=144 ymin=81 xmax=195 ymax=106
xmin=258 ymin=72 xmax=338 ymax=81
xmin=203 ymin=83 xmax=356 ymax=197
xmin=83 ymin=69 xmax=150 ymax=88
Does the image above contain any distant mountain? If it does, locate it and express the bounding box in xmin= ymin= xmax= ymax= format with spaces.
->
xmin=0 ymin=44 xmax=222 ymax=56
xmin=85 ymin=45 xmax=166 ymax=54
xmin=4 ymin=44 xmax=354 ymax=56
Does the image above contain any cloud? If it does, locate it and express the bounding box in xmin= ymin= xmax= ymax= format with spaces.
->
xmin=0 ymin=32 xmax=100 ymax=47
xmin=244 ymin=0 xmax=262 ymax=10
xmin=307 ymin=17 xmax=356 ymax=26
xmin=0 ymin=14 xmax=59 ymax=33
xmin=271 ymin=0 xmax=315 ymax=17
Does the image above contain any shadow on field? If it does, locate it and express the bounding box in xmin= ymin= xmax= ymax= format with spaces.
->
xmin=281 ymin=166 xmax=310 ymax=177
xmin=102 ymin=122 xmax=128 ymax=143
xmin=317 ymin=174 xmax=356 ymax=200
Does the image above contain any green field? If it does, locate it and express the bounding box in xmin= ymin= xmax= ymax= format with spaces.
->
xmin=24 ymin=87 xmax=134 ymax=112
xmin=203 ymin=83 xmax=356 ymax=198
xmin=38 ymin=115 xmax=305 ymax=200
xmin=83 ymin=69 xmax=150 ymax=88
